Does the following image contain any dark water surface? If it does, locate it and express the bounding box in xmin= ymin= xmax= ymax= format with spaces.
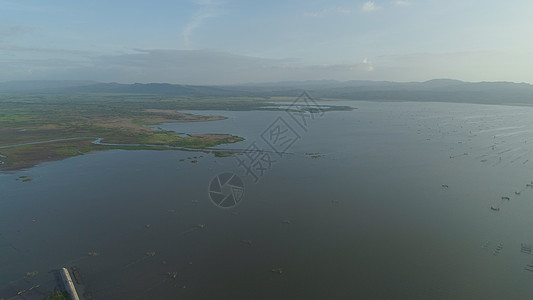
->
xmin=2 ymin=101 xmax=533 ymax=299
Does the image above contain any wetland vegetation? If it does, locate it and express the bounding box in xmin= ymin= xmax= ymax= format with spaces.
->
xmin=0 ymin=94 xmax=262 ymax=170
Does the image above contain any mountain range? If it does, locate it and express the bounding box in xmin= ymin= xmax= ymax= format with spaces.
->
xmin=1 ymin=79 xmax=533 ymax=105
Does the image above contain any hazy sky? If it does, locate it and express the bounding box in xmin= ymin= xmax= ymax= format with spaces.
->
xmin=1 ymin=0 xmax=532 ymax=84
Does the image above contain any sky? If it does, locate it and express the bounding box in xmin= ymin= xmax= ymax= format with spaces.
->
xmin=1 ymin=0 xmax=533 ymax=85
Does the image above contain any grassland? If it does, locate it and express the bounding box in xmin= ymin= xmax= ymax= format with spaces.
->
xmin=0 ymin=94 xmax=259 ymax=170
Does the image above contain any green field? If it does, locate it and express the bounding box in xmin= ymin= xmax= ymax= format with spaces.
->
xmin=0 ymin=94 xmax=259 ymax=170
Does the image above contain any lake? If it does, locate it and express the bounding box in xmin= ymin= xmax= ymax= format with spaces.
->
xmin=2 ymin=100 xmax=533 ymax=299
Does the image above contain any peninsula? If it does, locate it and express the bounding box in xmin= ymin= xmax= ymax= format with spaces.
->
xmin=0 ymin=94 xmax=246 ymax=170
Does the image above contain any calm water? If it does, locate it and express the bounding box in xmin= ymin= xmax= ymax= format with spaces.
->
xmin=2 ymin=101 xmax=533 ymax=299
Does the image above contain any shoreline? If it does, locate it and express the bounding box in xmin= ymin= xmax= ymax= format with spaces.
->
xmin=0 ymin=134 xmax=246 ymax=172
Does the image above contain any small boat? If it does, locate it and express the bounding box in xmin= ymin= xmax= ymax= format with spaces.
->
xmin=271 ymin=268 xmax=283 ymax=274
xmin=490 ymin=206 xmax=500 ymax=211
xmin=501 ymin=196 xmax=510 ymax=200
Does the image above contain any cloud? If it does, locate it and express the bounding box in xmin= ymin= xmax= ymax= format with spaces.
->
xmin=362 ymin=58 xmax=374 ymax=71
xmin=367 ymin=50 xmax=533 ymax=83
xmin=303 ymin=12 xmax=320 ymax=17
xmin=361 ymin=1 xmax=382 ymax=12
xmin=4 ymin=48 xmax=532 ymax=84
xmin=394 ymin=0 xmax=411 ymax=6
xmin=0 ymin=49 xmax=384 ymax=84
xmin=0 ymin=26 xmax=33 ymax=38
xmin=183 ymin=0 xmax=224 ymax=48
xmin=303 ymin=8 xmax=351 ymax=18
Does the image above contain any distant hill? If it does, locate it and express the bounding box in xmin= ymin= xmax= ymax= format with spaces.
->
xmin=2 ymin=79 xmax=533 ymax=105
xmin=60 ymin=82 xmax=254 ymax=97
xmin=306 ymin=80 xmax=533 ymax=104
xmin=0 ymin=80 xmax=98 ymax=92
xmin=229 ymin=79 xmax=533 ymax=104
